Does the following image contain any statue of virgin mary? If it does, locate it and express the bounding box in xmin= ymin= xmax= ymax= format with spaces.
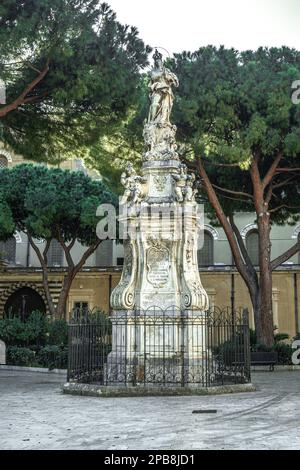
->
xmin=148 ymin=49 xmax=179 ymax=124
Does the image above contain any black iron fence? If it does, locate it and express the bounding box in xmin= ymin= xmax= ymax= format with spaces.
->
xmin=67 ymin=307 xmax=251 ymax=387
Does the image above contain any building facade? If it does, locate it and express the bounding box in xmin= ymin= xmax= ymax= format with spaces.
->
xmin=0 ymin=143 xmax=299 ymax=337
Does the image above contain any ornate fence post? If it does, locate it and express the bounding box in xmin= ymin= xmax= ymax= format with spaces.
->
xmin=180 ymin=311 xmax=185 ymax=387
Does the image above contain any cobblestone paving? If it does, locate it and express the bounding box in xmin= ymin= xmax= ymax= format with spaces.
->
xmin=0 ymin=370 xmax=299 ymax=450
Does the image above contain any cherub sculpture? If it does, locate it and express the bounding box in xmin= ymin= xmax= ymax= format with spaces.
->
xmin=184 ymin=172 xmax=197 ymax=202
xmin=120 ymin=163 xmax=146 ymax=205
xmin=172 ymin=165 xmax=197 ymax=202
xmin=171 ymin=163 xmax=188 ymax=202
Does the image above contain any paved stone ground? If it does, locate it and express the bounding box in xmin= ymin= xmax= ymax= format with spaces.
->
xmin=0 ymin=370 xmax=299 ymax=450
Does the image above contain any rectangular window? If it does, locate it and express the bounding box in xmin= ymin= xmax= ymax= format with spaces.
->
xmin=73 ymin=301 xmax=89 ymax=319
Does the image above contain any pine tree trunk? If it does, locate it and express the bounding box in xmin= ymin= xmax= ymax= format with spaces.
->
xmin=55 ymin=273 xmax=74 ymax=319
xmin=41 ymin=268 xmax=56 ymax=316
xmin=257 ymin=213 xmax=274 ymax=347
xmin=247 ymin=281 xmax=261 ymax=341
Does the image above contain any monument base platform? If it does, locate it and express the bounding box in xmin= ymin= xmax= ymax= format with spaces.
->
xmin=62 ymin=382 xmax=256 ymax=397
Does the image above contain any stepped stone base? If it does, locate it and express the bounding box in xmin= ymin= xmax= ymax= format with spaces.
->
xmin=62 ymin=382 xmax=256 ymax=397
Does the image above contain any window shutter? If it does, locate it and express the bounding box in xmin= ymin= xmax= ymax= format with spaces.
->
xmin=198 ymin=231 xmax=214 ymax=267
xmin=246 ymin=230 xmax=259 ymax=266
xmin=48 ymin=239 xmax=63 ymax=267
xmin=0 ymin=237 xmax=16 ymax=263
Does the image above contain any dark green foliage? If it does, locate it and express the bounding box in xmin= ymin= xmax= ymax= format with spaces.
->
xmin=0 ymin=1 xmax=150 ymax=162
xmin=6 ymin=346 xmax=36 ymax=366
xmin=0 ymin=310 xmax=47 ymax=346
xmin=37 ymin=345 xmax=68 ymax=370
xmin=0 ymin=164 xmax=117 ymax=244
xmin=249 ymin=328 xmax=257 ymax=347
xmin=216 ymin=329 xmax=294 ymax=365
xmin=47 ymin=320 xmax=68 ymax=347
xmin=251 ymin=331 xmax=294 ymax=364
xmin=0 ymin=310 xmax=69 ymax=368
xmin=0 ymin=164 xmax=118 ymax=316
xmin=272 ymin=342 xmax=293 ymax=365
xmin=168 ymin=46 xmax=300 ymax=226
xmin=212 ymin=330 xmax=247 ymax=365
xmin=274 ymin=332 xmax=290 ymax=343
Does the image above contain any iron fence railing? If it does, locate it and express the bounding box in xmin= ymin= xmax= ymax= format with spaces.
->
xmin=67 ymin=307 xmax=251 ymax=387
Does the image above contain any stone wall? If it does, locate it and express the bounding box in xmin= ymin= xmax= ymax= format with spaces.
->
xmin=0 ymin=267 xmax=299 ymax=337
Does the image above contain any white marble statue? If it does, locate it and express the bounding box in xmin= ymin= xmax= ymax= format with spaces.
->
xmin=148 ymin=49 xmax=179 ymax=124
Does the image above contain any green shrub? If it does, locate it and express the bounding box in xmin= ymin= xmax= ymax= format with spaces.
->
xmin=0 ymin=316 xmax=27 ymax=346
xmin=25 ymin=311 xmax=48 ymax=345
xmin=274 ymin=333 xmax=290 ymax=343
xmin=251 ymin=342 xmax=270 ymax=352
xmin=0 ymin=310 xmax=48 ymax=346
xmin=250 ymin=331 xmax=294 ymax=365
xmin=0 ymin=311 xmax=69 ymax=368
xmin=47 ymin=319 xmax=68 ymax=347
xmin=249 ymin=329 xmax=257 ymax=347
xmin=7 ymin=346 xmax=36 ymax=366
xmin=272 ymin=342 xmax=293 ymax=365
xmin=37 ymin=345 xmax=68 ymax=370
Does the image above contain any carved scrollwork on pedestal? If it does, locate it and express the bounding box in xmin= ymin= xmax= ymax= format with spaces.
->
xmin=180 ymin=235 xmax=209 ymax=311
xmin=110 ymin=241 xmax=136 ymax=310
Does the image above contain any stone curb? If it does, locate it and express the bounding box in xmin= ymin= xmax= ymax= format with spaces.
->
xmin=251 ymin=365 xmax=300 ymax=372
xmin=62 ymin=382 xmax=256 ymax=397
xmin=0 ymin=365 xmax=67 ymax=375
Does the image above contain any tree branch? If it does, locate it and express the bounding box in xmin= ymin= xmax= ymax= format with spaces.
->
xmin=271 ymin=241 xmax=300 ymax=270
xmin=0 ymin=59 xmax=50 ymax=118
xmin=27 ymin=232 xmax=46 ymax=267
xmin=56 ymin=230 xmax=75 ymax=269
xmin=275 ymin=167 xmax=300 ymax=173
xmin=272 ymin=176 xmax=297 ymax=190
xmin=228 ymin=213 xmax=257 ymax=280
xmin=202 ymin=158 xmax=241 ymax=168
xmin=269 ymin=204 xmax=300 ymax=213
xmin=211 ymin=183 xmax=253 ymax=200
xmin=196 ymin=156 xmax=251 ymax=284
xmin=74 ymin=240 xmax=101 ymax=274
xmin=262 ymin=152 xmax=282 ymax=190
xmin=26 ymin=232 xmax=56 ymax=315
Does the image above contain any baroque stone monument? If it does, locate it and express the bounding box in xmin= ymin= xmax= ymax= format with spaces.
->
xmin=107 ymin=50 xmax=209 ymax=383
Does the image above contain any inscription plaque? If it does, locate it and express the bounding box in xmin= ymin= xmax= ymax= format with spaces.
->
xmin=146 ymin=243 xmax=170 ymax=288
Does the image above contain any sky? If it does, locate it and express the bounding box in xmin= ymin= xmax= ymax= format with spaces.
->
xmin=107 ymin=0 xmax=300 ymax=55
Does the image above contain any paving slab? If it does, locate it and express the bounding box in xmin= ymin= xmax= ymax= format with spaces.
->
xmin=0 ymin=370 xmax=299 ymax=450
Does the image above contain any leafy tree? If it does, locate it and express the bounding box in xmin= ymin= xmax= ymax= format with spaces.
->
xmin=0 ymin=164 xmax=117 ymax=317
xmin=0 ymin=1 xmax=150 ymax=162
xmin=168 ymin=46 xmax=300 ymax=347
xmin=86 ymin=77 xmax=149 ymax=193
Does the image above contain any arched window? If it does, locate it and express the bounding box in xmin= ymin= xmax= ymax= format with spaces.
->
xmin=4 ymin=287 xmax=46 ymax=320
xmin=47 ymin=239 xmax=63 ymax=267
xmin=246 ymin=229 xmax=259 ymax=266
xmin=0 ymin=237 xmax=16 ymax=263
xmin=0 ymin=155 xmax=8 ymax=168
xmin=198 ymin=231 xmax=214 ymax=267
